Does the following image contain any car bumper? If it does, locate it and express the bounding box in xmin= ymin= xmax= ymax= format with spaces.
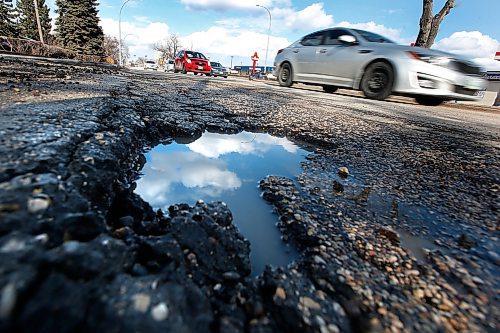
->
xmin=211 ymin=70 xmax=227 ymax=76
xmin=185 ymin=63 xmax=211 ymax=74
xmin=393 ymin=59 xmax=487 ymax=101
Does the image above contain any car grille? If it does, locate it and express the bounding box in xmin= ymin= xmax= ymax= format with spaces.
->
xmin=455 ymin=86 xmax=478 ymax=96
xmin=450 ymin=60 xmax=482 ymax=75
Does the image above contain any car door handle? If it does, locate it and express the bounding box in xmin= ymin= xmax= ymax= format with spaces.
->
xmin=358 ymin=49 xmax=373 ymax=54
xmin=292 ymin=50 xmax=299 ymax=53
xmin=319 ymin=49 xmax=327 ymax=53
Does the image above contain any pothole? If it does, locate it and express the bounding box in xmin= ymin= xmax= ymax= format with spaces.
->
xmin=135 ymin=131 xmax=310 ymax=274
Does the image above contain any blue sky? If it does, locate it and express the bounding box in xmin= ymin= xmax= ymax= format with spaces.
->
xmin=46 ymin=0 xmax=500 ymax=69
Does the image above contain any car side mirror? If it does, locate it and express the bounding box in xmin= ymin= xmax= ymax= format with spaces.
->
xmin=338 ymin=35 xmax=357 ymax=45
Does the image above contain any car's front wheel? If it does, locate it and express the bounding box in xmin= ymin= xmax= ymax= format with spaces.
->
xmin=182 ymin=64 xmax=187 ymax=74
xmin=360 ymin=61 xmax=394 ymax=100
xmin=278 ymin=63 xmax=293 ymax=87
xmin=323 ymin=85 xmax=338 ymax=94
xmin=415 ymin=96 xmax=445 ymax=106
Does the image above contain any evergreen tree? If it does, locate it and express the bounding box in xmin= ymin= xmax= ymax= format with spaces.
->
xmin=0 ymin=2 xmax=18 ymax=37
xmin=55 ymin=0 xmax=104 ymax=55
xmin=16 ymin=0 xmax=51 ymax=41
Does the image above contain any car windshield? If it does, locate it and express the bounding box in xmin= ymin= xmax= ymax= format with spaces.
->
xmin=353 ymin=29 xmax=394 ymax=43
xmin=210 ymin=62 xmax=222 ymax=67
xmin=186 ymin=51 xmax=207 ymax=59
xmin=145 ymin=60 xmax=155 ymax=64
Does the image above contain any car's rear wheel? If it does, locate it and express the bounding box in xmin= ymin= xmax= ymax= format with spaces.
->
xmin=360 ymin=61 xmax=394 ymax=100
xmin=278 ymin=63 xmax=293 ymax=87
xmin=223 ymin=76 xmax=227 ymax=78
xmin=194 ymin=72 xmax=198 ymax=75
xmin=415 ymin=96 xmax=445 ymax=106
xmin=182 ymin=64 xmax=187 ymax=74
xmin=323 ymin=85 xmax=338 ymax=94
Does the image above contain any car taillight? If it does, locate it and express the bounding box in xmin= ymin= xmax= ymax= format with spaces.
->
xmin=277 ymin=49 xmax=284 ymax=55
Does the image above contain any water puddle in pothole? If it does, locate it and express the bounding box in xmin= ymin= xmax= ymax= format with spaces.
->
xmin=135 ymin=131 xmax=309 ymax=275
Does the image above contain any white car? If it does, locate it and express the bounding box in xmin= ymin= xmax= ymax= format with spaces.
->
xmin=143 ymin=60 xmax=158 ymax=70
xmin=164 ymin=59 xmax=175 ymax=72
xmin=273 ymin=27 xmax=487 ymax=105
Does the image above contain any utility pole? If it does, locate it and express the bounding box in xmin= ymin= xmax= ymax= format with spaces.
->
xmin=230 ymin=56 xmax=234 ymax=69
xmin=33 ymin=0 xmax=44 ymax=44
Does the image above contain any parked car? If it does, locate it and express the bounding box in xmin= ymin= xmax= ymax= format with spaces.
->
xmin=174 ymin=50 xmax=211 ymax=75
xmin=273 ymin=27 xmax=487 ymax=105
xmin=164 ymin=59 xmax=175 ymax=72
xmin=143 ymin=60 xmax=158 ymax=70
xmin=210 ymin=62 xmax=228 ymax=78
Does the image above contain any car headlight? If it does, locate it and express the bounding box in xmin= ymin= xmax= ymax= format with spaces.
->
xmin=186 ymin=58 xmax=192 ymax=64
xmin=407 ymin=51 xmax=450 ymax=66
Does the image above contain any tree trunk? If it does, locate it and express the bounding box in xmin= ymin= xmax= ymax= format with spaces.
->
xmin=415 ymin=0 xmax=433 ymax=47
xmin=415 ymin=0 xmax=455 ymax=48
xmin=425 ymin=0 xmax=455 ymax=48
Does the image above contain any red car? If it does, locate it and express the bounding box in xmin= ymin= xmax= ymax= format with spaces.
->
xmin=174 ymin=50 xmax=211 ymax=75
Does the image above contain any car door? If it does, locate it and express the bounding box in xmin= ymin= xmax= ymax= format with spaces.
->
xmin=291 ymin=31 xmax=326 ymax=80
xmin=175 ymin=51 xmax=184 ymax=70
xmin=316 ymin=29 xmax=367 ymax=87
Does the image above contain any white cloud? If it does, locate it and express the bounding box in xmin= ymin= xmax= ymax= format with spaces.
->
xmin=273 ymin=3 xmax=333 ymax=32
xmin=187 ymin=132 xmax=298 ymax=158
xmin=434 ymin=31 xmax=500 ymax=70
xmin=100 ymin=17 xmax=170 ymax=58
xmin=135 ymin=151 xmax=242 ymax=208
xmin=434 ymin=31 xmax=498 ymax=59
xmin=181 ymin=26 xmax=290 ymax=66
xmin=181 ymin=0 xmax=274 ymax=11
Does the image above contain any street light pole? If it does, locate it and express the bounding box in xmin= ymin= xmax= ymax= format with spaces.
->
xmin=256 ymin=5 xmax=271 ymax=74
xmin=119 ymin=0 xmax=132 ymax=67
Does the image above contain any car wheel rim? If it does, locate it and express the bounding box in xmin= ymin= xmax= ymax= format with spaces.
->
xmin=367 ymin=69 xmax=388 ymax=92
xmin=280 ymin=67 xmax=289 ymax=82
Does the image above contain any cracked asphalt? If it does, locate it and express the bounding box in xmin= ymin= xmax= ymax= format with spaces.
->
xmin=0 ymin=56 xmax=498 ymax=333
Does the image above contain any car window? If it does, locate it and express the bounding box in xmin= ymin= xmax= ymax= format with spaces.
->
xmin=300 ymin=31 xmax=324 ymax=46
xmin=352 ymin=29 xmax=394 ymax=43
xmin=324 ymin=29 xmax=355 ymax=45
xmin=210 ymin=62 xmax=221 ymax=67
xmin=145 ymin=60 xmax=155 ymax=64
xmin=168 ymin=60 xmax=174 ymax=64
xmin=186 ymin=51 xmax=207 ymax=59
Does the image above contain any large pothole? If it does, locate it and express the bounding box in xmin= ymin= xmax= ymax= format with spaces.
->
xmin=135 ymin=131 xmax=310 ymax=274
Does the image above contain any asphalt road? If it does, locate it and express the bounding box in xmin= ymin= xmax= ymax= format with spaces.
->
xmin=1 ymin=58 xmax=499 ymax=332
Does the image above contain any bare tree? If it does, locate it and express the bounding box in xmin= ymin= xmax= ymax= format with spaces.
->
xmin=153 ymin=33 xmax=182 ymax=60
xmin=415 ymin=0 xmax=456 ymax=48
xmin=103 ymin=35 xmax=119 ymax=63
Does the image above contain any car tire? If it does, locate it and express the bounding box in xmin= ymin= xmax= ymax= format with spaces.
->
xmin=278 ymin=62 xmax=293 ymax=87
xmin=182 ymin=65 xmax=187 ymax=74
xmin=206 ymin=73 xmax=211 ymax=76
xmin=194 ymin=72 xmax=198 ymax=75
xmin=415 ymin=96 xmax=445 ymax=106
xmin=223 ymin=76 xmax=227 ymax=78
xmin=360 ymin=61 xmax=394 ymax=100
xmin=174 ymin=67 xmax=179 ymax=73
xmin=323 ymin=85 xmax=338 ymax=93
